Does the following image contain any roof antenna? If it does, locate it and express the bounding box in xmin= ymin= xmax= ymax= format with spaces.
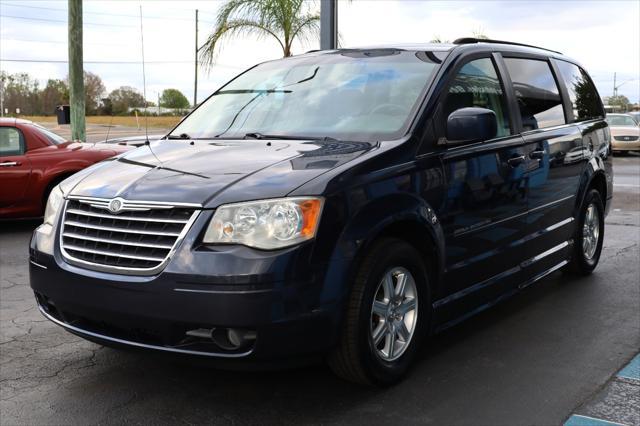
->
xmin=139 ymin=5 xmax=162 ymax=164
xmin=95 ymin=114 xmax=114 ymax=147
xmin=139 ymin=5 xmax=149 ymax=145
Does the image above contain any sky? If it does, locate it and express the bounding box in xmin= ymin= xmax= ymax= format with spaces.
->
xmin=1 ymin=0 xmax=639 ymax=105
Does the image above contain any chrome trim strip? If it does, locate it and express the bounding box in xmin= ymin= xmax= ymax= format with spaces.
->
xmin=448 ymin=217 xmax=574 ymax=272
xmin=37 ymin=304 xmax=253 ymax=358
xmin=435 ymin=260 xmax=569 ymax=327
xmin=435 ymin=240 xmax=570 ymax=308
xmin=29 ymin=260 xmax=48 ymax=269
xmin=453 ymin=196 xmax=574 ymax=238
xmin=59 ymin=199 xmax=201 ymax=276
xmin=66 ymin=209 xmax=189 ymax=223
xmin=520 ymin=241 xmax=569 ymax=268
xmin=63 ymin=244 xmax=166 ymax=262
xmin=62 ymin=232 xmax=174 ymax=250
xmin=174 ymin=288 xmax=273 ymax=295
xmin=63 ymin=220 xmax=181 ymax=237
xmin=67 ymin=195 xmax=202 ymax=208
xmin=518 ymin=260 xmax=568 ymax=289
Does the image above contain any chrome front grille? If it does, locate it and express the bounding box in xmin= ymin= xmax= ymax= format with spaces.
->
xmin=614 ymin=135 xmax=639 ymax=142
xmin=60 ymin=197 xmax=200 ymax=274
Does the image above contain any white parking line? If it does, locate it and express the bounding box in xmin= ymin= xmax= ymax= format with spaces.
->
xmin=613 ymin=184 xmax=640 ymax=188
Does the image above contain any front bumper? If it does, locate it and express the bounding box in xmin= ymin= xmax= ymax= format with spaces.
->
xmin=612 ymin=139 xmax=640 ymax=151
xmin=29 ymin=212 xmax=347 ymax=363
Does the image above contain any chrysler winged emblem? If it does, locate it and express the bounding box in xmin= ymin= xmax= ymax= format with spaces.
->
xmin=108 ymin=198 xmax=123 ymax=213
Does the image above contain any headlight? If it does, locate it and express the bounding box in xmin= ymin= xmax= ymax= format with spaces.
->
xmin=43 ymin=185 xmax=64 ymax=226
xmin=203 ymin=197 xmax=324 ymax=249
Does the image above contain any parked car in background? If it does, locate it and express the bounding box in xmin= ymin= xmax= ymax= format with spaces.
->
xmin=102 ymin=133 xmax=165 ymax=147
xmin=626 ymin=111 xmax=640 ymax=125
xmin=605 ymin=113 xmax=640 ymax=154
xmin=30 ymin=39 xmax=611 ymax=385
xmin=0 ymin=118 xmax=131 ymax=219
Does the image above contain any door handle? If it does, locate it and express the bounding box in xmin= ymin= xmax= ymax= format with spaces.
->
xmin=507 ymin=155 xmax=526 ymax=167
xmin=0 ymin=161 xmax=19 ymax=167
xmin=529 ymin=150 xmax=545 ymax=160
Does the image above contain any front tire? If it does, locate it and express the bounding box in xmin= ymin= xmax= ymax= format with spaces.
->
xmin=328 ymin=238 xmax=430 ymax=385
xmin=565 ymin=189 xmax=605 ymax=275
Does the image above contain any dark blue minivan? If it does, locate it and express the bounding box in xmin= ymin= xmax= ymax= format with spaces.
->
xmin=30 ymin=38 xmax=612 ymax=385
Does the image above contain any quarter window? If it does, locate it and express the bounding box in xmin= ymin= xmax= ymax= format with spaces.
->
xmin=555 ymin=60 xmax=603 ymax=122
xmin=504 ymin=58 xmax=565 ymax=130
xmin=0 ymin=127 xmax=24 ymax=156
xmin=443 ymin=58 xmax=511 ymax=139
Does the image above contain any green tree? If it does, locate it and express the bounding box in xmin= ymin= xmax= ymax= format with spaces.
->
xmin=83 ymin=72 xmax=106 ymax=114
xmin=605 ymin=95 xmax=631 ymax=112
xmin=159 ymin=88 xmax=190 ymax=109
xmin=40 ymin=79 xmax=69 ymax=115
xmin=108 ymin=86 xmax=146 ymax=115
xmin=0 ymin=72 xmax=40 ymax=115
xmin=200 ymin=0 xmax=320 ymax=67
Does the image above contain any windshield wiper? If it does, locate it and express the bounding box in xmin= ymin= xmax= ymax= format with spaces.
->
xmin=166 ymin=133 xmax=191 ymax=140
xmin=216 ymin=89 xmax=292 ymax=95
xmin=244 ymin=132 xmax=339 ymax=142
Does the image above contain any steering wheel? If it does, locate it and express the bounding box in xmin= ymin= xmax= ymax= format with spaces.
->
xmin=369 ymin=103 xmax=406 ymax=115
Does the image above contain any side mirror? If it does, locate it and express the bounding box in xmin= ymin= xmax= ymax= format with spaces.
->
xmin=446 ymin=107 xmax=498 ymax=143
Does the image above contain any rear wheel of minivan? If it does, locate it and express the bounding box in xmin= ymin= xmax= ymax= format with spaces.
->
xmin=565 ymin=189 xmax=605 ymax=275
xmin=328 ymin=238 xmax=430 ymax=385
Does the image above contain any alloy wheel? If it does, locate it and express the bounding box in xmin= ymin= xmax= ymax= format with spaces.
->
xmin=370 ymin=267 xmax=418 ymax=362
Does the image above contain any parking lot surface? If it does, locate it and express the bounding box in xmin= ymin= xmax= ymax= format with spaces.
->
xmin=1 ymin=155 xmax=638 ymax=425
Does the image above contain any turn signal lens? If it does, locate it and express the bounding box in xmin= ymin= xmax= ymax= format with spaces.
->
xmin=203 ymin=197 xmax=324 ymax=249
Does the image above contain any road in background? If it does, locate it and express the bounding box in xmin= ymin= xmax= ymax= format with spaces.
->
xmin=38 ymin=122 xmax=171 ymax=144
xmin=1 ymin=154 xmax=638 ymax=425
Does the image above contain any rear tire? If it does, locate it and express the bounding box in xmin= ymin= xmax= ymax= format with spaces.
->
xmin=327 ymin=238 xmax=430 ymax=385
xmin=565 ymin=189 xmax=605 ymax=275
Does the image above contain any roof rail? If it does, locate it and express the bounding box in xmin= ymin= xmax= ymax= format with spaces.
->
xmin=453 ymin=37 xmax=562 ymax=55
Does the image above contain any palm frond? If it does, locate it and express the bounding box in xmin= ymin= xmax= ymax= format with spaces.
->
xmin=200 ymin=0 xmax=320 ymax=68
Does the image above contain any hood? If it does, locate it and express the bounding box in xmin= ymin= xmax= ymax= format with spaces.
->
xmin=609 ymin=126 xmax=640 ymax=136
xmin=65 ymin=139 xmax=374 ymax=207
xmin=57 ymin=141 xmax=131 ymax=154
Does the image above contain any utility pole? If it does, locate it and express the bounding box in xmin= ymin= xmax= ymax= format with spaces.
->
xmin=320 ymin=0 xmax=337 ymax=50
xmin=194 ymin=9 xmax=198 ymax=107
xmin=613 ymin=72 xmax=617 ymax=97
xmin=68 ymin=0 xmax=86 ymax=141
xmin=0 ymin=77 xmax=4 ymax=117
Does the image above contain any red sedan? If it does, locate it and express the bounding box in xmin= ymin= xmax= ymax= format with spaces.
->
xmin=0 ymin=118 xmax=131 ymax=219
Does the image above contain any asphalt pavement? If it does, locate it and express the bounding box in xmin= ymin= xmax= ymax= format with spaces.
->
xmin=1 ymin=155 xmax=638 ymax=425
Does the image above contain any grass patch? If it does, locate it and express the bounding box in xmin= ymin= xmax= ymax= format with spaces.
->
xmin=22 ymin=115 xmax=183 ymax=129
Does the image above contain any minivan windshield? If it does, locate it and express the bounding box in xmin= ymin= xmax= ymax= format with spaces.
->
xmin=606 ymin=114 xmax=638 ymax=127
xmin=170 ymin=50 xmax=442 ymax=142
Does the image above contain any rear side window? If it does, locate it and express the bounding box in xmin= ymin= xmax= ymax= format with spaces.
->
xmin=443 ymin=57 xmax=511 ymax=138
xmin=0 ymin=127 xmax=25 ymax=156
xmin=555 ymin=60 xmax=603 ymax=122
xmin=504 ymin=58 xmax=565 ymax=130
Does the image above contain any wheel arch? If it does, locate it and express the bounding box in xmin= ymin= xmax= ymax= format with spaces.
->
xmin=328 ymin=192 xmax=446 ymax=315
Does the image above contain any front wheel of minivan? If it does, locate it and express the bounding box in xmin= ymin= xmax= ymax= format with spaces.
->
xmin=328 ymin=238 xmax=430 ymax=386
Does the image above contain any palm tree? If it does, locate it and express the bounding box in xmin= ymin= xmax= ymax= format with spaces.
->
xmin=200 ymin=0 xmax=320 ymax=68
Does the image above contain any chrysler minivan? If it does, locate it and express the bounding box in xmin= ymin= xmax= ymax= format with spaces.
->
xmin=30 ymin=38 xmax=612 ymax=385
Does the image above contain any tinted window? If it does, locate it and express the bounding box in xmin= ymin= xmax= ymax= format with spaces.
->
xmin=556 ymin=60 xmax=603 ymax=121
xmin=444 ymin=57 xmax=511 ymax=138
xmin=504 ymin=58 xmax=565 ymax=130
xmin=0 ymin=127 xmax=24 ymax=156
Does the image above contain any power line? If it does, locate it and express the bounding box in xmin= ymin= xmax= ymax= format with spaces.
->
xmin=0 ymin=14 xmax=137 ymax=27
xmin=0 ymin=58 xmax=243 ymax=68
xmin=0 ymin=3 xmax=217 ymax=24
xmin=1 ymin=37 xmax=129 ymax=47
